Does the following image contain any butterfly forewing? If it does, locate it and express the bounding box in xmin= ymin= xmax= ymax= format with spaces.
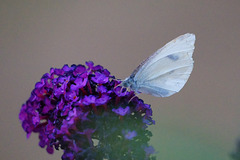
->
xmin=131 ymin=33 xmax=195 ymax=97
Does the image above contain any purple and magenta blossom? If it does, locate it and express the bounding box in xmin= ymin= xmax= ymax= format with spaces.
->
xmin=70 ymin=77 xmax=87 ymax=91
xmin=144 ymin=146 xmax=155 ymax=155
xmin=73 ymin=65 xmax=86 ymax=76
xmin=82 ymin=95 xmax=96 ymax=105
xmin=123 ymin=130 xmax=137 ymax=140
xmin=91 ymin=71 xmax=109 ymax=84
xmin=112 ymin=106 xmax=130 ymax=116
xmin=97 ymin=85 xmax=107 ymax=93
xmin=19 ymin=61 xmax=156 ymax=160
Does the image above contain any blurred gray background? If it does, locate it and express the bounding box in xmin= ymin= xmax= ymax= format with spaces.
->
xmin=1 ymin=1 xmax=240 ymax=160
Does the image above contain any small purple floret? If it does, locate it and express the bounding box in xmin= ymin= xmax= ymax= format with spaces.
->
xmin=112 ymin=106 xmax=130 ymax=116
xmin=123 ymin=130 xmax=137 ymax=140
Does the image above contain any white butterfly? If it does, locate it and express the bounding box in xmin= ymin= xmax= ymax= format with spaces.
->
xmin=121 ymin=33 xmax=195 ymax=97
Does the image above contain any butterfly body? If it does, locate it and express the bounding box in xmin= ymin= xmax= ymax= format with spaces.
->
xmin=120 ymin=33 xmax=196 ymax=97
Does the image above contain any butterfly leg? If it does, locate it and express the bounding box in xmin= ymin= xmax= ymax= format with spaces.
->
xmin=128 ymin=93 xmax=139 ymax=103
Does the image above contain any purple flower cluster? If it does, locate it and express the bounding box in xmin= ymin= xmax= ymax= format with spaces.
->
xmin=19 ymin=61 xmax=155 ymax=160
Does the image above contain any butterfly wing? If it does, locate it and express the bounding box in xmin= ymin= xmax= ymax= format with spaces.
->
xmin=132 ymin=33 xmax=195 ymax=97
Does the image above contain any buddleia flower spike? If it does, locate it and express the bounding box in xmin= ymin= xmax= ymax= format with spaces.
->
xmin=19 ymin=61 xmax=156 ymax=160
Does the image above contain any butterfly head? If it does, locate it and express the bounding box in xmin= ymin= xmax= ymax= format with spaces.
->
xmin=120 ymin=77 xmax=139 ymax=92
xmin=120 ymin=77 xmax=131 ymax=88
